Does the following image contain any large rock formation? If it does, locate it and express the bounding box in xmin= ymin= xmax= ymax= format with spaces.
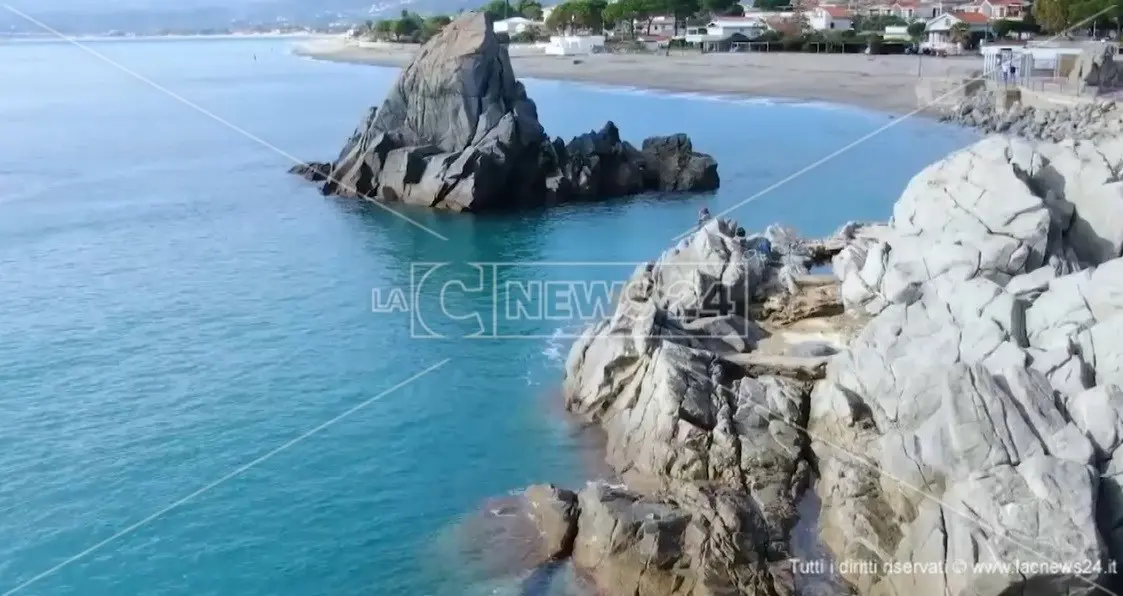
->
xmin=290 ymin=13 xmax=719 ymax=212
xmin=509 ymin=129 xmax=1123 ymax=596
xmin=1070 ymin=41 xmax=1121 ymax=89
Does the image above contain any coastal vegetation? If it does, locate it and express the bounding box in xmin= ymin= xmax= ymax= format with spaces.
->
xmin=350 ymin=0 xmax=1090 ymax=50
xmin=1032 ymin=0 xmax=1122 ymax=33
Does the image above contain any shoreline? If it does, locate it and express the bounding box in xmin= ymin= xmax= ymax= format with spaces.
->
xmin=292 ymin=38 xmax=983 ymax=116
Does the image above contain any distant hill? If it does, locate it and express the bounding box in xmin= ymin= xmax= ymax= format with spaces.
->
xmin=0 ymin=0 xmax=482 ymax=35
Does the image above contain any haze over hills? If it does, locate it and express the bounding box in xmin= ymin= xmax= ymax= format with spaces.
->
xmin=0 ymin=0 xmax=479 ymax=35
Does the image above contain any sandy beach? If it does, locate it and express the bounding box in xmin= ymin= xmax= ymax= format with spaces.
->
xmin=293 ymin=37 xmax=983 ymax=115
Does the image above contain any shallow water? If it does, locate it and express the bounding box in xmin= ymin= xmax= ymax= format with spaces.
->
xmin=0 ymin=37 xmax=976 ymax=595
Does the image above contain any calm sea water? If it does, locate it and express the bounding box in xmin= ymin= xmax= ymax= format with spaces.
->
xmin=0 ymin=37 xmax=975 ymax=596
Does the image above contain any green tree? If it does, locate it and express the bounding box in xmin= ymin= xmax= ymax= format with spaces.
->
xmin=852 ymin=14 xmax=907 ymax=31
xmin=753 ymin=0 xmax=792 ymax=10
xmin=663 ymin=0 xmax=701 ymax=34
xmin=906 ymin=21 xmax=925 ymax=38
xmin=949 ymin=21 xmax=970 ymax=44
xmin=725 ymin=3 xmax=745 ymax=15
xmin=482 ymin=0 xmax=514 ymax=19
xmin=584 ymin=0 xmax=610 ymax=29
xmin=602 ymin=1 xmax=628 ymax=33
xmin=1069 ymin=0 xmax=1123 ymax=34
xmin=546 ymin=2 xmax=575 ymax=31
xmin=517 ymin=0 xmax=545 ymax=19
xmin=702 ymin=0 xmax=737 ymax=16
xmin=374 ymin=19 xmax=395 ymax=39
xmin=393 ymin=10 xmax=422 ymax=40
xmin=990 ymin=18 xmax=1017 ymax=37
xmin=421 ymin=14 xmax=452 ymax=40
xmin=1034 ymin=0 xmax=1072 ymax=32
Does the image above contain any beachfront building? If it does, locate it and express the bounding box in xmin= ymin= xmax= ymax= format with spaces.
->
xmin=923 ymin=11 xmax=991 ymax=51
xmin=807 ymin=6 xmax=853 ymax=30
xmin=543 ymin=34 xmax=606 ymax=54
xmin=857 ymin=0 xmax=970 ymax=21
xmin=963 ymin=0 xmax=1027 ymax=20
xmin=683 ymin=16 xmax=769 ymax=43
xmin=493 ymin=16 xmax=537 ymax=35
xmin=883 ymin=24 xmax=912 ymax=40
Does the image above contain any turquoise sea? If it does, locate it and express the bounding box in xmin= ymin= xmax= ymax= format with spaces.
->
xmin=0 ymin=37 xmax=976 ymax=596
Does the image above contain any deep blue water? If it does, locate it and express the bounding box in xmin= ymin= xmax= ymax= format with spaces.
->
xmin=0 ymin=37 xmax=975 ymax=596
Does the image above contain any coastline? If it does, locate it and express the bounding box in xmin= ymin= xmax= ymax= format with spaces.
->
xmin=292 ymin=38 xmax=983 ymax=116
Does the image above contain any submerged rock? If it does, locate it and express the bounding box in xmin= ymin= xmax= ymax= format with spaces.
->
xmin=290 ymin=13 xmax=718 ymax=212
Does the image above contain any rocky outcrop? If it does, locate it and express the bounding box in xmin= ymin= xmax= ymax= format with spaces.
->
xmin=511 ymin=128 xmax=1123 ymax=596
xmin=540 ymin=219 xmax=857 ymax=596
xmin=941 ymin=93 xmax=1123 ymax=141
xmin=1071 ymin=41 xmax=1121 ymax=89
xmin=523 ymin=484 xmax=579 ymax=561
xmin=290 ymin=13 xmax=719 ymax=212
xmin=813 ymin=132 xmax=1123 ymax=595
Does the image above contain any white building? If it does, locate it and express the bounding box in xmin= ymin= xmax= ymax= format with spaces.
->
xmin=923 ymin=11 xmax=990 ymax=51
xmin=543 ymin=35 xmax=606 ymax=55
xmin=706 ymin=16 xmax=770 ymax=37
xmin=966 ymin=0 xmax=1027 ymax=20
xmin=807 ymin=6 xmax=853 ymax=31
xmin=883 ymin=25 xmax=912 ymax=40
xmin=493 ymin=16 xmax=536 ymax=35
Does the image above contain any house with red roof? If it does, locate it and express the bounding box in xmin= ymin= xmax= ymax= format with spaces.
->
xmin=857 ymin=0 xmax=974 ymax=22
xmin=808 ymin=5 xmax=854 ymax=30
xmin=965 ymin=0 xmax=1027 ymax=20
xmin=923 ymin=10 xmax=992 ymax=51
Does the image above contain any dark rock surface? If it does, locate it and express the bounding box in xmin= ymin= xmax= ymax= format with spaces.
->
xmin=289 ymin=12 xmax=719 ymax=212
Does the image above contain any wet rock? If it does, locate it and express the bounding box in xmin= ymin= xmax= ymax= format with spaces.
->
xmin=524 ymin=484 xmax=580 ymax=560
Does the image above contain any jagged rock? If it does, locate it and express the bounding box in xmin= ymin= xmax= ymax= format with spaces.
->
xmin=292 ymin=13 xmax=719 ymax=212
xmin=572 ymin=482 xmax=795 ymax=596
xmin=808 ymin=132 xmax=1123 ymax=595
xmin=523 ymin=484 xmax=579 ymax=560
xmin=509 ymin=125 xmax=1123 ymax=596
xmin=556 ymin=218 xmax=857 ymax=595
xmin=809 ymin=274 xmax=1106 ymax=596
xmin=641 ymin=134 xmax=720 ymax=192
xmin=288 ymin=161 xmax=331 ymax=182
xmin=833 ymin=135 xmax=1123 ymax=315
xmin=1070 ymin=41 xmax=1121 ymax=89
xmin=939 ymin=90 xmax=1123 ymax=142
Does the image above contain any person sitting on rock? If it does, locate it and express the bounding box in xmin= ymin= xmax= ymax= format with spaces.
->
xmin=698 ymin=208 xmax=712 ymax=227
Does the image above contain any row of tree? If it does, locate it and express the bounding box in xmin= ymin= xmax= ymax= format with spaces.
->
xmin=358 ymin=0 xmax=546 ymax=42
xmin=1033 ymin=0 xmax=1123 ymax=33
xmin=358 ymin=0 xmax=1122 ymax=46
xmin=360 ymin=11 xmax=452 ymax=42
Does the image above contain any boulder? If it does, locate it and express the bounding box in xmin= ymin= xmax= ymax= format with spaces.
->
xmin=809 ymin=277 xmax=1107 ymax=596
xmin=292 ymin=13 xmax=719 ymax=212
xmin=641 ymin=134 xmax=720 ymax=192
xmin=811 ymin=133 xmax=1123 ymax=595
xmin=833 ymin=135 xmax=1123 ymax=315
xmin=523 ymin=484 xmax=579 ymax=560
xmin=1069 ymin=41 xmax=1121 ymax=89
xmin=572 ymin=482 xmax=795 ymax=596
xmin=556 ymin=218 xmax=862 ymax=595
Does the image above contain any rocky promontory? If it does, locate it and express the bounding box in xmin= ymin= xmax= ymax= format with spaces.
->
xmin=497 ymin=114 xmax=1123 ymax=595
xmin=290 ymin=13 xmax=718 ymax=212
xmin=937 ymin=42 xmax=1122 ymax=141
